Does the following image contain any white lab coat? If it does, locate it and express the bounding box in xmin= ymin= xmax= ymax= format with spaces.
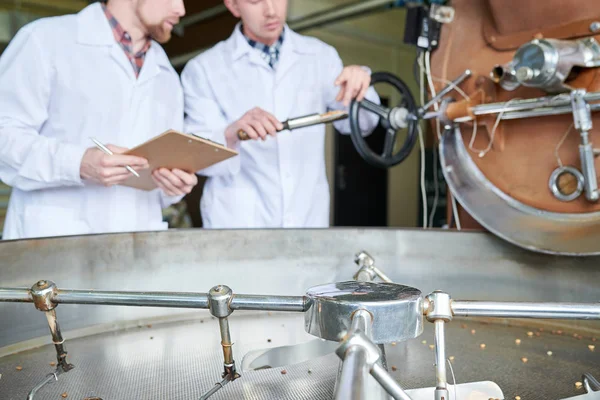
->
xmin=0 ymin=3 xmax=183 ymax=240
xmin=182 ymin=24 xmax=380 ymax=229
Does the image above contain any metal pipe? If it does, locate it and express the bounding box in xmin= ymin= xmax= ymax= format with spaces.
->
xmin=44 ymin=309 xmax=74 ymax=372
xmin=3 ymin=289 xmax=308 ymax=312
xmin=356 ymin=269 xmax=376 ymax=282
xmin=334 ymin=345 xmax=370 ymax=400
xmin=371 ymin=363 xmax=413 ymax=400
xmin=288 ymin=0 xmax=399 ymax=32
xmin=230 ymin=294 xmax=307 ymax=312
xmin=453 ymin=102 xmax=600 ymax=123
xmin=451 ymin=301 xmax=600 ymax=319
xmin=421 ymin=69 xmax=472 ymax=112
xmin=218 ymin=317 xmax=235 ymax=372
xmin=0 ymin=288 xmax=31 ymax=302
xmin=371 ymin=266 xmax=393 ymax=283
xmin=434 ymin=320 xmax=448 ymax=400
xmin=27 ymin=372 xmax=57 ymax=400
xmin=350 ymin=309 xmax=372 ymax=336
xmin=199 ymin=375 xmax=233 ymax=400
xmin=471 ymin=92 xmax=600 ymax=116
xmin=54 ymin=290 xmax=210 ymax=308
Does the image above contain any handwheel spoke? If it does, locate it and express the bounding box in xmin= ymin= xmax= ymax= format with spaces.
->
xmin=382 ymin=128 xmax=397 ymax=158
xmin=359 ymin=99 xmax=391 ymax=120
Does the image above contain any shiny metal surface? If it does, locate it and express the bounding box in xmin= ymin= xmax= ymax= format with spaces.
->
xmin=440 ymin=126 xmax=600 ymax=255
xmin=511 ymin=38 xmax=600 ymax=93
xmin=451 ymin=301 xmax=600 ymax=319
xmin=491 ymin=62 xmax=520 ymax=91
xmin=304 ymin=281 xmax=424 ymax=343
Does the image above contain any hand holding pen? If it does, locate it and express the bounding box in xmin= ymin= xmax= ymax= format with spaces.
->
xmin=79 ymin=138 xmax=149 ymax=186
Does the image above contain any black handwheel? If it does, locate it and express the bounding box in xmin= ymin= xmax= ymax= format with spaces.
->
xmin=349 ymin=72 xmax=419 ymax=169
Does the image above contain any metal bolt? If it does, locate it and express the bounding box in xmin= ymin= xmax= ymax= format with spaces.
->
xmin=214 ymin=285 xmax=223 ymax=292
xmin=590 ymin=22 xmax=600 ymax=33
xmin=37 ymin=280 xmax=47 ymax=287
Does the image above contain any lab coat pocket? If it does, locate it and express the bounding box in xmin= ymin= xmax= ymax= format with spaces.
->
xmin=201 ymin=187 xmax=258 ymax=229
xmin=22 ymin=205 xmax=91 ymax=239
xmin=294 ymin=89 xmax=323 ymax=116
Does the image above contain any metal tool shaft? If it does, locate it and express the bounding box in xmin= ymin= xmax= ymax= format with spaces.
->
xmin=237 ymin=111 xmax=348 ymax=141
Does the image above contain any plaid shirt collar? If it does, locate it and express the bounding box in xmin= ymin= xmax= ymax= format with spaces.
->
xmin=241 ymin=24 xmax=284 ymax=69
xmin=102 ymin=3 xmax=151 ymax=78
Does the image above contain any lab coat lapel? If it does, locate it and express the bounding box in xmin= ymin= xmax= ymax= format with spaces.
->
xmin=76 ymin=3 xmax=135 ymax=81
xmin=109 ymin=45 xmax=136 ymax=81
xmin=136 ymin=44 xmax=163 ymax=86
xmin=275 ymin=27 xmax=299 ymax=86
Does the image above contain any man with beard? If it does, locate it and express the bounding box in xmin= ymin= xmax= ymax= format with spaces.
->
xmin=182 ymin=0 xmax=381 ymax=229
xmin=0 ymin=0 xmax=198 ymax=240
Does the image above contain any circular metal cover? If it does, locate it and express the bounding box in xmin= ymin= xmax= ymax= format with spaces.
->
xmin=304 ymin=281 xmax=424 ymax=344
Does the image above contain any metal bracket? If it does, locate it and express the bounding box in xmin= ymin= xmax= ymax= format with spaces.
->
xmin=353 ymin=251 xmax=393 ymax=283
xmin=30 ymin=280 xmax=74 ymax=373
xmin=201 ymin=285 xmax=240 ymax=400
xmin=571 ymin=90 xmax=599 ymax=202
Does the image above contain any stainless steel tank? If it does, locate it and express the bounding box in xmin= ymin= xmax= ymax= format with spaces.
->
xmin=0 ymin=229 xmax=599 ymax=399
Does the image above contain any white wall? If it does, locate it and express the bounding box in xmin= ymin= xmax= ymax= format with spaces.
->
xmin=289 ymin=0 xmax=420 ymax=227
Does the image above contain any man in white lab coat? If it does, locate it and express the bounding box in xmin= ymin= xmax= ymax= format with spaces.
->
xmin=182 ymin=0 xmax=381 ymax=229
xmin=0 ymin=0 xmax=198 ymax=240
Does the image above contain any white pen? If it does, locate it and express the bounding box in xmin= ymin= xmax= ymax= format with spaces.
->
xmin=90 ymin=137 xmax=140 ymax=178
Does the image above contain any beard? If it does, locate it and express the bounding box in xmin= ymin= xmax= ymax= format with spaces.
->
xmin=148 ymin=22 xmax=172 ymax=44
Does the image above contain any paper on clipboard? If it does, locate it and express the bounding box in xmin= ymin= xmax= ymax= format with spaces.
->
xmin=121 ymin=130 xmax=238 ymax=191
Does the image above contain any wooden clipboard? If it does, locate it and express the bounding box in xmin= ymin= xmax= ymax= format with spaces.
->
xmin=121 ymin=130 xmax=238 ymax=191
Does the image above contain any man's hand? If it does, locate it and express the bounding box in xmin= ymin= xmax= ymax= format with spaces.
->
xmin=335 ymin=65 xmax=371 ymax=107
xmin=152 ymin=168 xmax=198 ymax=197
xmin=80 ymin=145 xmax=149 ymax=186
xmin=224 ymin=107 xmax=283 ymax=147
